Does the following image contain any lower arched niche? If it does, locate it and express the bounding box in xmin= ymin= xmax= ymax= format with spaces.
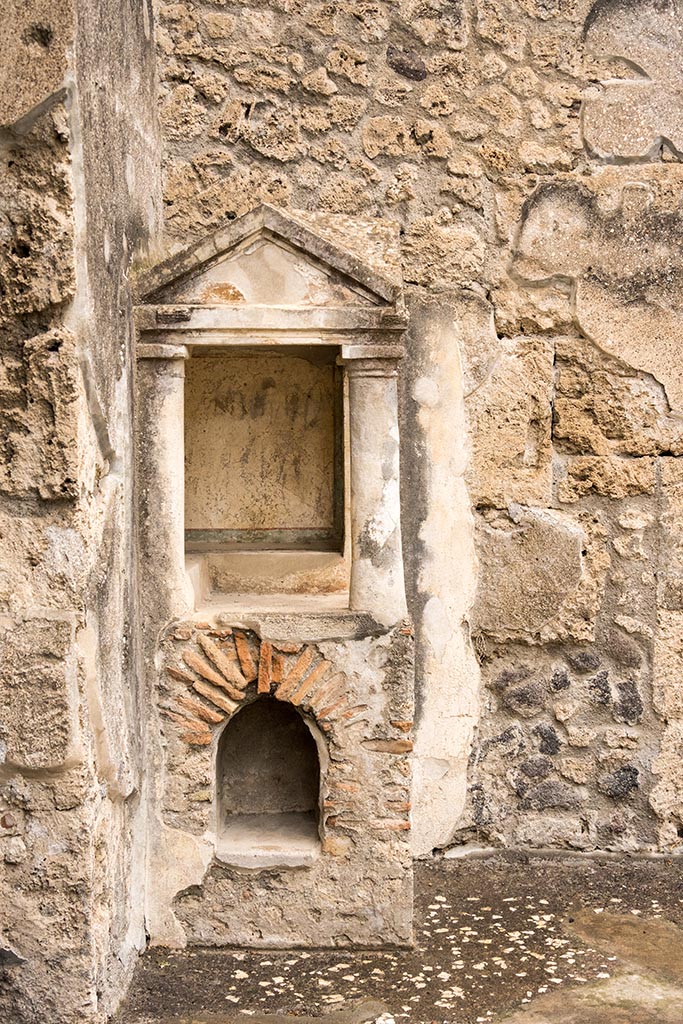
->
xmin=215 ymin=696 xmax=323 ymax=868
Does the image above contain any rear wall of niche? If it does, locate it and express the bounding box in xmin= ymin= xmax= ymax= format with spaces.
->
xmin=184 ymin=347 xmax=349 ymax=603
xmin=215 ymin=694 xmax=327 ymax=863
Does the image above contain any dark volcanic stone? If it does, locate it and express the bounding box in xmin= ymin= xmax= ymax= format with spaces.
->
xmin=589 ymin=670 xmax=612 ymax=705
xmin=471 ymin=783 xmax=491 ymax=826
xmin=521 ymin=780 xmax=582 ymax=810
xmin=566 ymin=651 xmax=601 ymax=673
xmin=512 ymin=775 xmax=531 ymax=797
xmin=386 ymin=44 xmax=427 ymax=81
xmin=520 ymin=756 xmax=553 ymax=780
xmin=613 ymin=679 xmax=644 ymax=724
xmin=490 ymin=664 xmax=531 ymax=692
xmin=551 ymin=668 xmax=571 ymax=691
xmin=502 ymin=681 xmax=546 ymax=717
xmin=479 ymin=725 xmax=523 ymax=760
xmin=599 ymin=765 xmax=640 ymax=798
xmin=533 ymin=722 xmax=561 ymax=755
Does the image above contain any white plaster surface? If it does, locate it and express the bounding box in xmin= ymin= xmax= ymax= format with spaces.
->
xmin=409 ymin=298 xmax=481 ymax=857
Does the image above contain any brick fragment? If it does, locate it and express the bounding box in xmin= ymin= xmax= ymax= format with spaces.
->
xmin=192 ymin=679 xmax=238 ymax=715
xmin=258 ymin=640 xmax=273 ymax=693
xmin=290 ymin=660 xmax=332 ymax=705
xmin=162 ymin=707 xmax=212 ymax=745
xmin=234 ymin=631 xmax=258 ymax=681
xmin=176 ymin=694 xmax=224 ymax=724
xmin=275 ymin=646 xmax=315 ymax=699
xmin=197 ymin=633 xmax=247 ymax=689
xmin=363 ymin=738 xmax=413 ymax=753
xmin=167 ymin=666 xmax=195 ymax=684
xmin=183 ymin=649 xmax=243 ymax=700
xmin=272 ymin=652 xmax=285 ymax=683
xmin=318 ymin=697 xmax=349 ymax=721
xmin=273 ymin=641 xmax=302 ymax=653
xmin=180 ymin=729 xmax=212 ymax=746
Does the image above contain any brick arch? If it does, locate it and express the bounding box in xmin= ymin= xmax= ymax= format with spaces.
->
xmin=161 ymin=625 xmax=356 ymax=748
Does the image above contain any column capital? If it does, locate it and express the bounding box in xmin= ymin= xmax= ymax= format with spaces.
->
xmin=137 ymin=343 xmax=189 ymax=361
xmin=338 ymin=344 xmax=403 ymax=378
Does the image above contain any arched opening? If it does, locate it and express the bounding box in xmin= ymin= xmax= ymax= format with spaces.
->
xmin=215 ymin=697 xmax=322 ymax=867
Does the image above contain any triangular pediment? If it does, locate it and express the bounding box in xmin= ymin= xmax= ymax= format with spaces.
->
xmin=135 ymin=205 xmax=402 ymax=309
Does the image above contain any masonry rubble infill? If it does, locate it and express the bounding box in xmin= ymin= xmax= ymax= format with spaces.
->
xmin=133 ymin=204 xmax=415 ymax=947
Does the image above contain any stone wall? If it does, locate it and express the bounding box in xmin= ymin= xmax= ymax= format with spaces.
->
xmin=3 ymin=0 xmax=683 ymax=1019
xmin=0 ymin=1 xmax=161 ymax=1022
xmin=152 ymin=0 xmax=683 ymax=856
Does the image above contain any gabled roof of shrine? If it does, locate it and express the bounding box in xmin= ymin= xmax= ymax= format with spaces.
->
xmin=134 ymin=204 xmax=403 ymax=307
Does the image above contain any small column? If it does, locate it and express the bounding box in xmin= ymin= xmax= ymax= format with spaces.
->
xmin=136 ymin=343 xmax=193 ymax=627
xmin=342 ymin=346 xmax=408 ymax=628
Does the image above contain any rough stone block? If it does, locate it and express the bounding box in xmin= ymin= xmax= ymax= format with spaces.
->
xmin=0 ymin=329 xmax=80 ymax=500
xmin=553 ymin=337 xmax=683 ymax=457
xmin=0 ymin=2 xmax=74 ymax=126
xmin=0 ymin=104 xmax=75 ymax=321
xmin=0 ymin=617 xmax=80 ymax=770
xmin=465 ymin=335 xmax=553 ymax=508
xmin=556 ymin=456 xmax=657 ymax=504
xmin=654 ymin=610 xmax=683 ymax=719
xmin=472 ymin=508 xmax=607 ymax=643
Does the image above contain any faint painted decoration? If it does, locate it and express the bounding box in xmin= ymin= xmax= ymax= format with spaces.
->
xmin=583 ymin=0 xmax=683 ymax=159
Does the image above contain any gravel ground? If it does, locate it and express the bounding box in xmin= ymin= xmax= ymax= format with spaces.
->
xmin=115 ymin=853 xmax=683 ymax=1024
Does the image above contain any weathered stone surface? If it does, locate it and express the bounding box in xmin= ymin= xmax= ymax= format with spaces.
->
xmin=651 ymin=721 xmax=683 ymax=848
xmin=8 ymin=0 xmax=683 ymax=1017
xmin=0 ymin=328 xmax=80 ymax=500
xmin=465 ymin=334 xmax=554 ymax=508
xmin=0 ymin=1 xmax=74 ymax=125
xmin=583 ymin=0 xmax=683 ymax=160
xmin=554 ymin=337 xmax=683 ymax=457
xmin=556 ymin=456 xmax=657 ymax=504
xmin=514 ymin=169 xmax=683 ymax=411
xmin=0 ymin=102 xmax=75 ymax=321
xmin=472 ymin=508 xmax=607 ymax=644
xmin=0 ymin=617 xmax=80 ymax=770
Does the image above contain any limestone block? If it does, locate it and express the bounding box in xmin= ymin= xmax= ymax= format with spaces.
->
xmin=465 ymin=334 xmax=553 ymax=508
xmin=0 ymin=103 xmax=75 ymax=320
xmin=0 ymin=0 xmax=74 ymax=126
xmin=556 ymin=456 xmax=656 ymax=504
xmin=650 ymin=721 xmax=683 ymax=834
xmin=658 ymin=458 xmax=683 ymax=584
xmin=0 ymin=617 xmax=81 ymax=770
xmin=583 ymin=0 xmax=683 ymax=160
xmin=514 ymin=169 xmax=683 ymax=411
xmin=0 ymin=329 xmax=80 ymax=500
xmin=654 ymin=610 xmax=683 ymax=719
xmin=472 ymin=507 xmax=608 ymax=643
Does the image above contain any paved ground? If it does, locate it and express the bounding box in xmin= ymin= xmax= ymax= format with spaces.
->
xmin=115 ymin=854 xmax=683 ymax=1024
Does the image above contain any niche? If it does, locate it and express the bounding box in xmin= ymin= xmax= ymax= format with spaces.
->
xmin=215 ymin=697 xmax=323 ymax=867
xmin=184 ymin=347 xmax=348 ymax=606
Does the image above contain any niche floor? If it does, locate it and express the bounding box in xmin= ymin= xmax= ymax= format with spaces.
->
xmin=114 ymin=855 xmax=683 ymax=1024
xmin=217 ymin=812 xmax=320 ymax=869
